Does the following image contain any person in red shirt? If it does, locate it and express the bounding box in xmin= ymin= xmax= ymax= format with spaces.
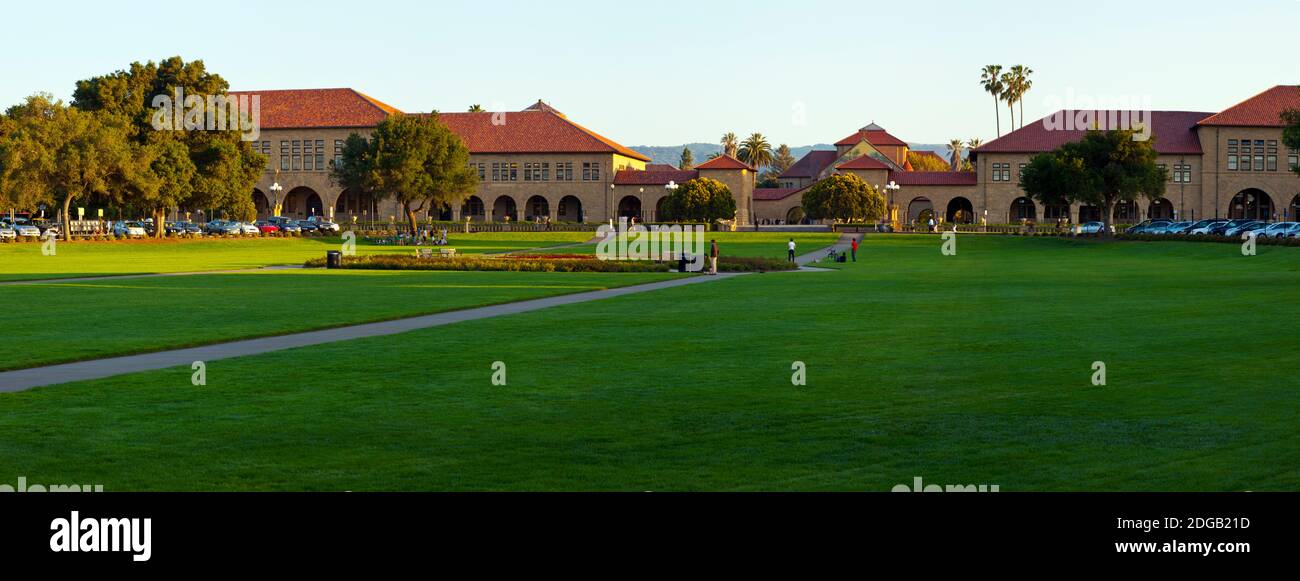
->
xmin=851 ymin=237 xmax=859 ymax=262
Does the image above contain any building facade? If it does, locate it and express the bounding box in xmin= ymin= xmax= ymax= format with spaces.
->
xmin=755 ymin=85 xmax=1300 ymax=226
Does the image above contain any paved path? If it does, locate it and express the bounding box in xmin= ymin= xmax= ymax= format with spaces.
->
xmin=0 ymin=240 xmax=846 ymax=393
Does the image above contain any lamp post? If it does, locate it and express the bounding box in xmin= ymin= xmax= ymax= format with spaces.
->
xmin=269 ymin=182 xmax=284 ymax=218
xmin=663 ymin=180 xmax=679 ymax=222
xmin=882 ymin=181 xmax=901 ymax=231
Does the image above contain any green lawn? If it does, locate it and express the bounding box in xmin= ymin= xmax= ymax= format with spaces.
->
xmin=0 ymin=269 xmax=677 ymax=370
xmin=2 ymin=235 xmax=1297 ymax=491
xmin=564 ymin=231 xmax=841 ymax=258
xmin=0 ymin=231 xmax=593 ymax=281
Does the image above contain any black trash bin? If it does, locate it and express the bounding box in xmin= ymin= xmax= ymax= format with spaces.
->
xmin=326 ymin=250 xmax=342 ymax=269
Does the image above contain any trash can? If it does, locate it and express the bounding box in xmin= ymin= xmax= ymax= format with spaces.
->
xmin=326 ymin=250 xmax=342 ymax=269
xmin=678 ymin=253 xmax=689 ymax=272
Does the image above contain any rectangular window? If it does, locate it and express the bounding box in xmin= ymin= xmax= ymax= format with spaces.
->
xmin=315 ymin=154 xmax=324 ymax=170
xmin=509 ymin=163 xmax=518 ymax=181
xmin=1018 ymin=163 xmax=1026 ymax=178
xmin=1289 ymin=149 xmax=1299 ymax=170
xmin=491 ymin=162 xmax=501 ymax=181
xmin=541 ymin=163 xmax=550 ymax=181
xmin=280 ymin=156 xmax=289 ymax=171
xmin=280 ymin=140 xmax=288 ymax=155
xmin=1254 ymin=155 xmax=1264 ymax=171
xmin=477 ymin=163 xmax=486 ymax=180
xmin=1227 ymin=139 xmax=1238 ymax=154
xmin=523 ymin=162 xmax=533 ymax=181
xmin=292 ymin=155 xmax=301 ymax=171
xmin=1228 ymin=156 xmax=1238 ymax=171
xmin=292 ymin=140 xmax=300 ymax=154
xmin=591 ymin=162 xmax=600 ymax=181
xmin=1266 ymin=156 xmax=1277 ymax=171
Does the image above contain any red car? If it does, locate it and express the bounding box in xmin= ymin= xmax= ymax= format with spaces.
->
xmin=254 ymin=221 xmax=280 ymax=234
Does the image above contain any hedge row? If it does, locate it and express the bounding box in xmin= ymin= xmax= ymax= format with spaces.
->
xmin=304 ymin=254 xmax=673 ymax=273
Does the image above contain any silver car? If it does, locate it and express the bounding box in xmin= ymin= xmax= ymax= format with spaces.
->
xmin=1259 ymin=222 xmax=1297 ymax=239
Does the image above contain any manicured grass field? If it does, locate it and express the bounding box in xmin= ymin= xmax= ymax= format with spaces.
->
xmin=2 ymin=235 xmax=1297 ymax=491
xmin=0 ymin=269 xmax=678 ymax=370
xmin=0 ymin=231 xmax=593 ymax=281
xmin=564 ymin=231 xmax=840 ymax=258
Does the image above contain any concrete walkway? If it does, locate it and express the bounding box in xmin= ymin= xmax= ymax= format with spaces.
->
xmin=0 ymin=240 xmax=847 ymax=393
xmin=0 ymin=265 xmax=303 ymax=286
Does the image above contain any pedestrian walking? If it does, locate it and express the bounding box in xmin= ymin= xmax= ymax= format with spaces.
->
xmin=851 ymin=237 xmax=859 ymax=262
xmin=787 ymin=238 xmax=796 ymax=263
xmin=709 ymin=239 xmax=719 ymax=275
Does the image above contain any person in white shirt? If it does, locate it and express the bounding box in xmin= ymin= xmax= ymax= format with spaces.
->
xmin=787 ymin=238 xmax=796 ymax=262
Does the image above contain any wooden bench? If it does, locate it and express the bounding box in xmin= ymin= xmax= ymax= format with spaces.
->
xmin=417 ymin=248 xmax=434 ymax=258
xmin=439 ymin=248 xmax=456 ymax=258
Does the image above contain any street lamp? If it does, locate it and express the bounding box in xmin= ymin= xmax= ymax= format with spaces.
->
xmin=663 ymin=180 xmax=680 ymax=222
xmin=882 ymin=181 xmax=901 ymax=230
xmin=269 ymin=182 xmax=284 ymax=218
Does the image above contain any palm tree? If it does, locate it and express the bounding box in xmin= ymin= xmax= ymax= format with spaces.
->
xmin=980 ymin=65 xmax=1005 ymax=137
xmin=967 ymin=138 xmax=983 ymax=150
xmin=720 ymin=132 xmax=739 ymax=158
xmin=946 ymin=138 xmax=965 ymax=171
xmin=738 ymin=133 xmax=774 ymax=171
xmin=1001 ymin=71 xmax=1019 ymax=131
xmin=1009 ymin=65 xmax=1033 ymax=129
xmin=468 ymin=104 xmax=484 ymax=112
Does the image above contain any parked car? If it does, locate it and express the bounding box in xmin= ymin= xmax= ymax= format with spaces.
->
xmin=0 ymin=224 xmax=15 ymax=240
xmin=10 ymin=220 xmax=41 ymax=238
xmin=238 ymin=222 xmax=261 ymax=235
xmin=1162 ymin=221 xmax=1195 ymax=235
xmin=1223 ymin=221 xmax=1263 ymax=237
xmin=305 ymin=216 xmax=340 ymax=232
xmin=254 ymin=221 xmax=280 ymax=234
xmin=1188 ymin=220 xmax=1229 ymax=235
xmin=1208 ymin=219 xmax=1254 ymax=236
xmin=1236 ymin=222 xmax=1272 ymax=238
xmin=1259 ymin=222 xmax=1298 ymax=239
xmin=277 ymin=221 xmax=302 ymax=234
xmin=205 ymin=220 xmax=241 ymax=235
xmin=112 ymin=221 xmax=148 ymax=237
xmin=296 ymin=220 xmax=320 ymax=233
xmin=1078 ymin=221 xmax=1105 ymax=234
xmin=1125 ymin=220 xmax=1166 ymax=234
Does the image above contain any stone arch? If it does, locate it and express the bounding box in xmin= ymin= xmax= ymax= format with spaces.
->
xmin=945 ymin=197 xmax=974 ymax=224
xmin=1113 ymin=200 xmax=1139 ymax=223
xmin=1229 ymin=189 xmax=1275 ymax=220
xmin=1010 ymin=197 xmax=1037 ymax=222
xmin=907 ymin=197 xmax=934 ymax=224
xmin=786 ymin=206 xmax=805 ymax=225
xmin=284 ymin=187 xmax=323 ymax=218
xmin=492 ymin=195 xmax=518 ymax=222
xmin=335 ymin=188 xmax=379 ymax=220
xmin=1289 ymin=194 xmax=1300 ymax=221
xmin=252 ymin=189 xmax=270 ymax=220
xmin=557 ymin=195 xmax=583 ymax=222
xmin=618 ymin=195 xmax=642 ymax=220
xmin=461 ymin=195 xmax=486 ymax=221
xmin=524 ymin=195 xmax=550 ymax=221
xmin=1149 ymin=199 xmax=1174 ymax=220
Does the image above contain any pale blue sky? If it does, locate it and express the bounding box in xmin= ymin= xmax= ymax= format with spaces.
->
xmin=0 ymin=0 xmax=1291 ymax=146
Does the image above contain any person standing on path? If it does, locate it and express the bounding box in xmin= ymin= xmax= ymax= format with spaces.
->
xmin=709 ymin=239 xmax=719 ymax=275
xmin=787 ymin=238 xmax=796 ymax=263
xmin=851 ymin=237 xmax=859 ymax=262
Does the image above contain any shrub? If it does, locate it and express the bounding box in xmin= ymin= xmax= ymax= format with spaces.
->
xmin=304 ymin=254 xmax=672 ymax=273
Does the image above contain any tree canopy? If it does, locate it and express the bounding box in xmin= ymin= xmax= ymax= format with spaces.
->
xmin=659 ymin=177 xmax=736 ymax=223
xmin=1283 ymin=107 xmax=1300 ymax=178
xmin=1019 ymin=128 xmax=1166 ymax=232
xmin=331 ymin=113 xmax=478 ymax=233
xmin=801 ymin=173 xmax=885 ymax=223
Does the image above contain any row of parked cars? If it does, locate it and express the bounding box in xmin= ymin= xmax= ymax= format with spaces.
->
xmin=1125 ymin=219 xmax=1300 ymax=239
xmin=14 ymin=216 xmax=344 ymax=239
xmin=0 ymin=217 xmax=59 ymax=239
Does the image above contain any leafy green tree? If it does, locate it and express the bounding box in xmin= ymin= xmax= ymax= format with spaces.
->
xmin=71 ymin=56 xmax=264 ymax=234
xmin=468 ymin=104 xmax=484 ymax=112
xmin=801 ymin=173 xmax=885 ymax=223
xmin=332 ymin=113 xmax=478 ymax=233
xmin=660 ymin=177 xmax=735 ymax=223
xmin=679 ymin=146 xmax=694 ymax=170
xmin=1283 ymin=107 xmax=1300 ymax=177
xmin=1019 ymin=128 xmax=1166 ymax=235
xmin=909 ymin=150 xmax=950 ymax=172
xmin=2 ymin=95 xmax=134 ymax=239
xmin=772 ymin=144 xmax=796 ymax=173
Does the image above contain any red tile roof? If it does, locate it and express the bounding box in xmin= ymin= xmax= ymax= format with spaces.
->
xmin=436 ymin=110 xmax=651 ymax=161
xmin=613 ymin=169 xmax=699 ymax=186
xmin=754 ymin=187 xmax=803 ymax=201
xmin=837 ymin=155 xmax=891 ymax=170
xmin=230 ymin=88 xmax=401 ymax=129
xmin=889 ymin=171 xmax=978 ymax=186
xmin=779 ymin=150 xmax=838 ymax=178
xmin=835 ymin=129 xmax=908 ymax=147
xmin=973 ymin=111 xmax=1212 ymax=155
xmin=1198 ymin=85 xmax=1300 ymax=127
xmin=646 ymin=163 xmax=679 ymax=171
xmin=694 ymin=154 xmax=755 ymax=171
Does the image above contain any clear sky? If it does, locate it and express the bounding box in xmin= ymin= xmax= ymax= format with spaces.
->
xmin=0 ymin=0 xmax=1291 ymax=147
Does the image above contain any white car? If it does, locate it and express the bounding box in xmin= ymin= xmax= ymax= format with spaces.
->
xmin=238 ymin=222 xmax=260 ymax=235
xmin=0 ymin=225 xmax=15 ymax=240
xmin=11 ymin=222 xmax=40 ymax=237
xmin=1078 ymin=221 xmax=1105 ymax=234
xmin=113 ymin=221 xmax=147 ymax=237
xmin=1188 ymin=220 xmax=1229 ymax=235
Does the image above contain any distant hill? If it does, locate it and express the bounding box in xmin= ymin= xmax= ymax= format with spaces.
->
xmin=630 ymin=143 xmax=957 ymax=169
